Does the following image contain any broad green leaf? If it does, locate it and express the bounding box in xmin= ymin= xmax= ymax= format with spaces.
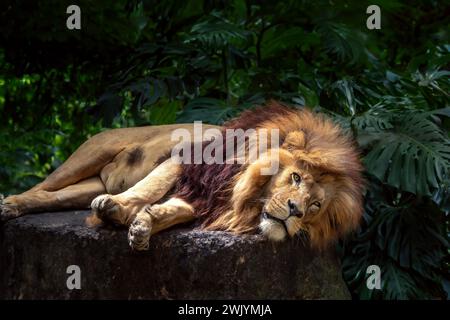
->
xmin=362 ymin=113 xmax=450 ymax=196
xmin=176 ymin=98 xmax=236 ymax=124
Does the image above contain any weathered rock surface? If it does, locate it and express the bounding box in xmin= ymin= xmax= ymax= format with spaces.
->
xmin=0 ymin=211 xmax=350 ymax=299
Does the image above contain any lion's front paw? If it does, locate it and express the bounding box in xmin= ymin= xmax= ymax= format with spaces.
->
xmin=128 ymin=208 xmax=153 ymax=251
xmin=91 ymin=194 xmax=122 ymax=224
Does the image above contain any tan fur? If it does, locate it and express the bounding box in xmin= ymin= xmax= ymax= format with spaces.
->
xmin=1 ymin=103 xmax=364 ymax=251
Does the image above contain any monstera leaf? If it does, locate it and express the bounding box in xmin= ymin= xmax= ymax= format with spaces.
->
xmin=381 ymin=260 xmax=425 ymax=300
xmin=358 ymin=111 xmax=450 ymax=196
xmin=342 ymin=179 xmax=448 ymax=300
xmin=176 ymin=98 xmax=237 ymax=124
xmin=317 ymin=22 xmax=368 ymax=65
xmin=184 ymin=15 xmax=250 ymax=51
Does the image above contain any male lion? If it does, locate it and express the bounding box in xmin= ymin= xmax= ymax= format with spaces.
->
xmin=0 ymin=101 xmax=364 ymax=250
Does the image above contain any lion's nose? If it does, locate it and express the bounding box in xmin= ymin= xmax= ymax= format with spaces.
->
xmin=288 ymin=199 xmax=303 ymax=218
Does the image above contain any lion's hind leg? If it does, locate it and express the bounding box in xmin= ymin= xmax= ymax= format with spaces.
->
xmin=1 ymin=177 xmax=105 ymax=222
xmin=128 ymin=197 xmax=195 ymax=251
xmin=89 ymin=158 xmax=182 ymax=227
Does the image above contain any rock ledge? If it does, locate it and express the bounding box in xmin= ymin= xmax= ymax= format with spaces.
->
xmin=0 ymin=211 xmax=350 ymax=299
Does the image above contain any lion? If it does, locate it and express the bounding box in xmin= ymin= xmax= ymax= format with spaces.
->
xmin=0 ymin=101 xmax=364 ymax=251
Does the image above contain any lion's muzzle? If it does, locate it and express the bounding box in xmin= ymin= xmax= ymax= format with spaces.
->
xmin=287 ymin=199 xmax=304 ymax=218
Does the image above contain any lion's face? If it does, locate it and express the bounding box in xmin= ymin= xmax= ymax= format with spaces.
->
xmin=207 ymin=109 xmax=364 ymax=248
xmin=259 ymin=162 xmax=336 ymax=242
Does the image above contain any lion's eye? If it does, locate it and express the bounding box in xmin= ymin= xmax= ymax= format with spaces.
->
xmin=292 ymin=173 xmax=302 ymax=184
xmin=311 ymin=201 xmax=321 ymax=209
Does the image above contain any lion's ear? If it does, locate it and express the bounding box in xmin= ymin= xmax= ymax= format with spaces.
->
xmin=282 ymin=130 xmax=306 ymax=150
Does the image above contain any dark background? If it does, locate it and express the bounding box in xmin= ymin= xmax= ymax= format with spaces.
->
xmin=0 ymin=0 xmax=449 ymax=299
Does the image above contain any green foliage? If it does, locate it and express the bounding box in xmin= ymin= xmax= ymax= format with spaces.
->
xmin=342 ymin=177 xmax=448 ymax=299
xmin=1 ymin=0 xmax=449 ymax=299
xmin=355 ymin=110 xmax=450 ymax=196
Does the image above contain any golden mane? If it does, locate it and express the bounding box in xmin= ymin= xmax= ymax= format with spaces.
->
xmin=174 ymin=101 xmax=365 ymax=249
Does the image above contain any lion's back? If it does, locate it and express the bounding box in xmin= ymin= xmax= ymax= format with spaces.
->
xmin=98 ymin=124 xmax=220 ymax=194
